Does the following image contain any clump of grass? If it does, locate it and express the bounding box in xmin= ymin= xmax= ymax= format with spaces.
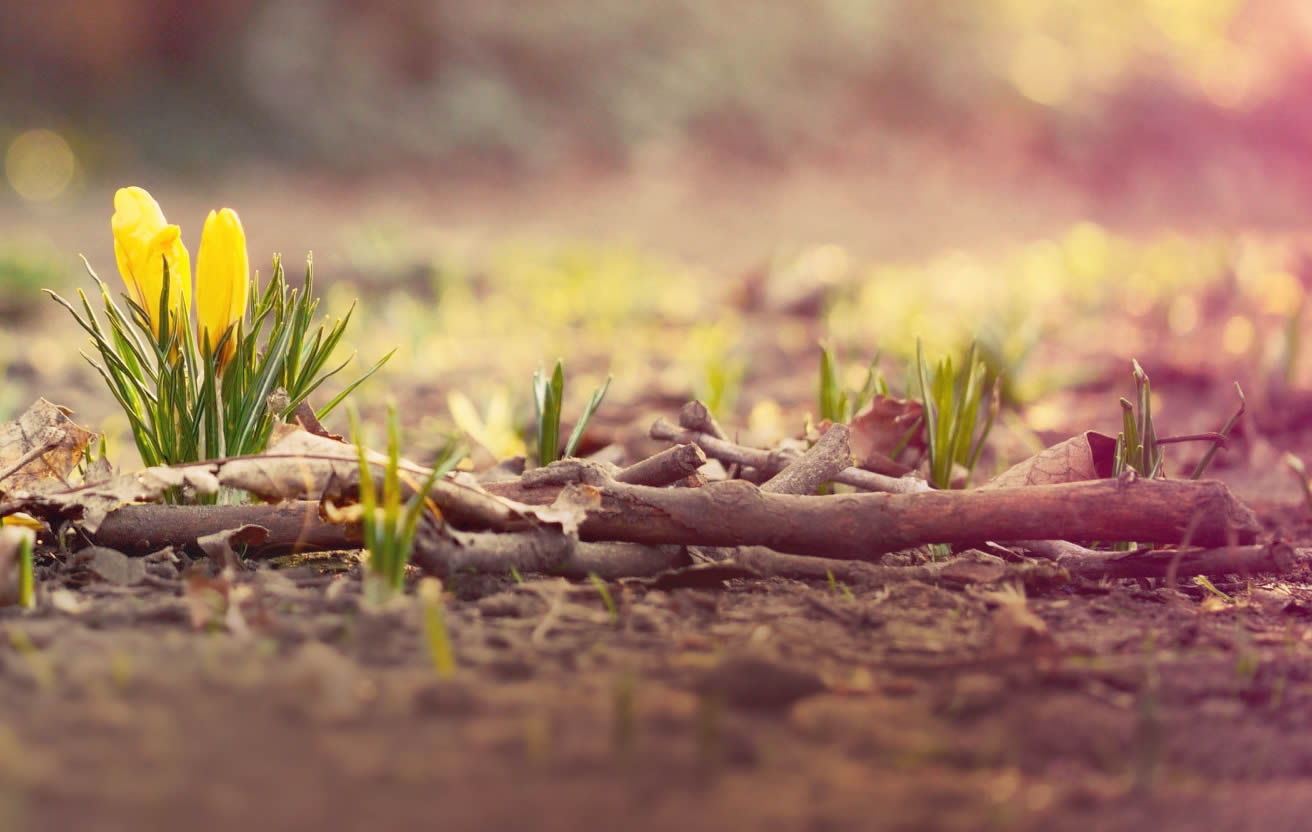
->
xmin=1113 ymin=360 xmax=1162 ymax=478
xmin=532 ymin=359 xmax=611 ymax=466
xmin=50 ymin=189 xmax=392 ymax=485
xmin=350 ymin=403 xmax=464 ymax=606
xmin=914 ymin=340 xmax=998 ymax=489
xmin=818 ymin=341 xmax=886 ymax=423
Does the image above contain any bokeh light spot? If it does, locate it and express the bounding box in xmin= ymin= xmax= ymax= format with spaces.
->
xmin=1222 ymin=315 xmax=1255 ymax=354
xmin=1257 ymin=270 xmax=1303 ymax=317
xmin=5 ymin=129 xmax=76 ymax=202
xmin=1167 ymin=295 xmax=1198 ymax=334
xmin=1010 ymin=33 xmax=1072 ymax=106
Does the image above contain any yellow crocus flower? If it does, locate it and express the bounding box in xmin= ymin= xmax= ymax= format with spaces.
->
xmin=196 ymin=208 xmax=249 ymax=372
xmin=110 ymin=186 xmax=191 ymax=335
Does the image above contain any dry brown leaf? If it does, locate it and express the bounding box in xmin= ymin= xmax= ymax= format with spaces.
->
xmin=217 ymin=429 xmax=433 ymax=502
xmin=0 ymin=399 xmax=96 ymax=496
xmin=848 ymin=396 xmax=924 ymax=475
xmin=197 ymin=524 xmax=269 ymax=571
xmin=84 ymin=547 xmax=146 ymax=586
xmin=983 ymin=431 xmax=1117 ymax=489
xmin=15 ymin=464 xmax=221 ymax=533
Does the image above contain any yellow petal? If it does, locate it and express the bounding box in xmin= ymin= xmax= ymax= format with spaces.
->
xmin=110 ymin=187 xmax=191 ymax=336
xmin=196 ymin=208 xmax=249 ymax=372
xmin=111 ymin=186 xmax=166 ymax=311
xmin=144 ymin=225 xmax=192 ymax=335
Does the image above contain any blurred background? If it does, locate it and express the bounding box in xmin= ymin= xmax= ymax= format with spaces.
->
xmin=6 ymin=1 xmax=1312 ymax=198
xmin=4 ymin=0 xmax=1312 ymax=468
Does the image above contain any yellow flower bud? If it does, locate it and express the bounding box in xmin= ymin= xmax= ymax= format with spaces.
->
xmin=111 ymin=187 xmax=191 ymax=336
xmin=196 ymin=207 xmax=249 ymax=372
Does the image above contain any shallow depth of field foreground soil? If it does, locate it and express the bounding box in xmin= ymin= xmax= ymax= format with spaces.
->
xmin=8 ymin=162 xmax=1312 ymax=832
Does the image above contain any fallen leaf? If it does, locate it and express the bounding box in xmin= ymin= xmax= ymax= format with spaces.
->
xmin=983 ymin=431 xmax=1117 ymax=489
xmin=218 ymin=429 xmax=432 ymax=502
xmin=85 ymin=547 xmax=146 ymax=586
xmin=196 ymin=524 xmax=269 ymax=571
xmin=0 ymin=399 xmax=96 ymax=496
xmin=848 ymin=396 xmax=924 ymax=474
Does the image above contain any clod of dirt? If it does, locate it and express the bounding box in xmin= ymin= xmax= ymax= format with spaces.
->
xmin=412 ymin=680 xmax=480 ymax=716
xmin=692 ymin=655 xmax=827 ymax=709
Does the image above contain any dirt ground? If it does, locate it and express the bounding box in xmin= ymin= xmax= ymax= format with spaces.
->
xmin=6 ymin=161 xmax=1312 ymax=832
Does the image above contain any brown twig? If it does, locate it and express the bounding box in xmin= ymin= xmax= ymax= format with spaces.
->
xmin=1055 ymin=542 xmax=1297 ymax=581
xmin=650 ymin=417 xmax=927 ymax=494
xmin=760 ymin=424 xmax=851 ymax=494
xmin=90 ymin=502 xmax=351 ymax=554
xmin=411 ymin=528 xmax=687 ymax=579
xmin=678 ymin=400 xmax=727 ymax=440
xmin=614 ymin=443 xmax=707 ymax=486
xmin=551 ymin=476 xmax=1258 ymax=560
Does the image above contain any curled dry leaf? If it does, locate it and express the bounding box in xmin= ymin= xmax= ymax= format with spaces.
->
xmin=0 ymin=399 xmax=96 ymax=495
xmin=197 ymin=524 xmax=270 ymax=571
xmin=983 ymin=431 xmax=1118 ymax=489
xmin=847 ymin=396 xmax=924 ymax=476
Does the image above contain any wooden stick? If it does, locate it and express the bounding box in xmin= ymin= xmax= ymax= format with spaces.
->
xmin=760 ymin=424 xmax=851 ymax=494
xmin=90 ymin=501 xmax=350 ymax=554
xmin=650 ymin=417 xmax=928 ymax=494
xmin=1054 ymin=542 xmax=1297 ymax=581
xmin=563 ymin=476 xmax=1259 ymax=560
xmin=614 ymin=443 xmax=706 ymax=486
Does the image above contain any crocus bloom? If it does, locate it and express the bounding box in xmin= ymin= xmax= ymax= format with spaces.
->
xmin=196 ymin=208 xmax=249 ymax=372
xmin=111 ymin=187 xmax=191 ymax=335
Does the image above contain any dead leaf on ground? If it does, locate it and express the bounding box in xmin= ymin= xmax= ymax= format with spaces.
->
xmin=197 ymin=524 xmax=270 ymax=571
xmin=848 ymin=396 xmax=924 ymax=475
xmin=16 ymin=465 xmax=221 ymax=534
xmin=983 ymin=431 xmax=1117 ymax=489
xmin=0 ymin=399 xmax=96 ymax=496
xmin=184 ymin=572 xmax=252 ymax=637
xmin=82 ymin=546 xmax=147 ymax=586
xmin=218 ymin=428 xmax=432 ymax=502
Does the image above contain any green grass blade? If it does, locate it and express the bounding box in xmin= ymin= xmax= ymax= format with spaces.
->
xmin=563 ymin=374 xmax=612 ymax=458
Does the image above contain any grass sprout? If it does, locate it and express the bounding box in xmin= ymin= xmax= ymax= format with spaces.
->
xmin=17 ymin=532 xmax=34 ymax=610
xmin=418 ymin=577 xmax=456 ymax=678
xmin=818 ymin=341 xmax=886 ymax=423
xmin=1284 ymin=453 xmax=1312 ymax=514
xmin=915 ymin=339 xmax=998 ymax=489
xmin=1113 ymin=360 xmax=1162 ymax=478
xmin=589 ymin=572 xmax=619 ymax=624
xmin=532 ymin=359 xmax=611 ymax=466
xmin=825 ymin=568 xmax=856 ymax=601
xmin=350 ymin=403 xmax=463 ymax=606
